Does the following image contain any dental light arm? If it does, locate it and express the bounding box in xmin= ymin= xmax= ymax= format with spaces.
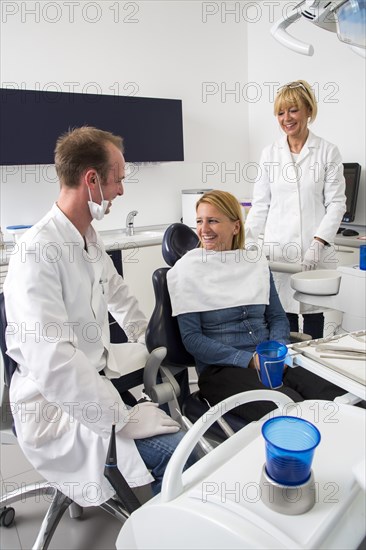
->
xmin=270 ymin=1 xmax=314 ymax=56
xmin=351 ymin=45 xmax=366 ymax=57
xmin=271 ymin=0 xmax=363 ymax=56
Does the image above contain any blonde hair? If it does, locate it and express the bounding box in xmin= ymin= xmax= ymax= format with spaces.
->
xmin=274 ymin=80 xmax=317 ymax=122
xmin=196 ymin=190 xmax=245 ymax=250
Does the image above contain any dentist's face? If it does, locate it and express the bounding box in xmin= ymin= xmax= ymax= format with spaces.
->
xmin=196 ymin=202 xmax=239 ymax=251
xmin=277 ymin=102 xmax=310 ymax=141
xmin=100 ymin=144 xmax=125 ymax=214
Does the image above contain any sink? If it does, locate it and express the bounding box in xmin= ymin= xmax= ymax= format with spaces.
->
xmin=132 ymin=230 xmax=165 ymax=238
xmin=290 ymin=269 xmax=341 ymax=296
xmin=102 ymin=228 xmax=165 ymax=239
xmin=100 ymin=226 xmax=168 ymax=249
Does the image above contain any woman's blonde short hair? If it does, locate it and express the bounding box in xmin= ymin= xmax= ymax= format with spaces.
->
xmin=196 ymin=189 xmax=245 ymax=250
xmin=274 ymin=80 xmax=317 ymax=122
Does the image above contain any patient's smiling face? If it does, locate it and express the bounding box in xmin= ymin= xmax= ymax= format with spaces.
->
xmin=196 ymin=202 xmax=240 ymax=251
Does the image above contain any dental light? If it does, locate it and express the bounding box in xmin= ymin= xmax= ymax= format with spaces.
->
xmin=271 ymin=0 xmax=366 ymax=57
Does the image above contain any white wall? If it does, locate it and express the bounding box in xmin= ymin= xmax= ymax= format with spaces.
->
xmin=1 ymin=0 xmax=365 ymax=236
xmin=0 ymin=0 xmax=250 ymax=236
xmin=246 ymin=0 xmax=366 ymax=225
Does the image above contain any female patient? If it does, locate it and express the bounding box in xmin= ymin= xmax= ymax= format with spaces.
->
xmin=167 ymin=190 xmax=345 ymax=422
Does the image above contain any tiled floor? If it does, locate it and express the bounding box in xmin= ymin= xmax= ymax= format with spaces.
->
xmin=0 ymin=438 xmax=134 ymax=550
xmin=0 ymin=378 xmax=155 ymax=550
xmin=0 ymin=375 xmax=199 ymax=550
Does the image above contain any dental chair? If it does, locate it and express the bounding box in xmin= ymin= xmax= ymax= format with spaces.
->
xmin=143 ymin=223 xmax=313 ymax=440
xmin=0 ymin=292 xmax=139 ymax=549
xmin=143 ymin=223 xmax=248 ymax=439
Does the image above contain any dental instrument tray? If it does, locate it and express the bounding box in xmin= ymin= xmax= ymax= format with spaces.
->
xmin=116 ymin=391 xmax=366 ymax=549
xmin=292 ymin=331 xmax=366 ymax=386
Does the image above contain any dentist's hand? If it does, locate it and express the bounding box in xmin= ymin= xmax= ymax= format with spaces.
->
xmin=121 ymin=401 xmax=180 ymax=439
xmin=301 ymin=239 xmax=325 ymax=271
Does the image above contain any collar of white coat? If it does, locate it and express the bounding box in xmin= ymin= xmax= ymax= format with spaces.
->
xmin=52 ymin=203 xmax=101 ymax=250
xmin=277 ymin=130 xmax=320 ymax=165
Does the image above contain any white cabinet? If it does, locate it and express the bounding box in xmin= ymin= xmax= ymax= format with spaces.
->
xmin=122 ymin=244 xmax=167 ymax=319
xmin=335 ymin=246 xmax=358 ymax=267
xmin=324 ymin=246 xmax=358 ymax=336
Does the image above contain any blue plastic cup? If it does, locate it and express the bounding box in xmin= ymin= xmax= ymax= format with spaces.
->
xmin=262 ymin=416 xmax=321 ymax=486
xmin=256 ymin=341 xmax=287 ymax=389
xmin=360 ymin=245 xmax=366 ymax=271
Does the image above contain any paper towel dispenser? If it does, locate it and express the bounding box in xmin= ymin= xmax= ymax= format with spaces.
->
xmin=0 ymin=88 xmax=184 ymax=165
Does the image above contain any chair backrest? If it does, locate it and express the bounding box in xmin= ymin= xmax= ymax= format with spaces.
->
xmin=146 ymin=268 xmax=193 ymax=366
xmin=0 ymin=292 xmax=17 ymax=387
xmin=162 ymin=222 xmax=199 ymax=267
xmin=145 ymin=223 xmax=199 ymax=367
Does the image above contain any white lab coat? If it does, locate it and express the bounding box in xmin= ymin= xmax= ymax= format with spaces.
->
xmin=245 ymin=131 xmax=346 ymax=313
xmin=4 ymin=204 xmax=153 ymax=506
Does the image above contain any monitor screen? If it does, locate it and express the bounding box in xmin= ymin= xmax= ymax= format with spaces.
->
xmin=0 ymin=88 xmax=184 ymax=165
xmin=342 ymin=163 xmax=361 ymax=223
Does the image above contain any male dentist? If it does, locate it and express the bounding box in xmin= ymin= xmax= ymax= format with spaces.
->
xmin=4 ymin=126 xmax=186 ymax=506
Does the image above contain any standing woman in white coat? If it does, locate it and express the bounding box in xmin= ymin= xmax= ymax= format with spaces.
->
xmin=245 ymin=80 xmax=346 ymax=338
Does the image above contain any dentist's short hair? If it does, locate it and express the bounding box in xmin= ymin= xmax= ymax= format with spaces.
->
xmin=54 ymin=126 xmax=124 ymax=188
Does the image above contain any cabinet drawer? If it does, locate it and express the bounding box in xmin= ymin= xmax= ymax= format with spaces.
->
xmin=122 ymin=244 xmax=166 ymax=319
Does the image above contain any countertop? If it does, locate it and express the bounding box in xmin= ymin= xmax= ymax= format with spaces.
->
xmin=334 ymin=222 xmax=366 ymax=248
xmin=1 ymin=224 xmax=365 ymax=266
xmin=334 ymin=234 xmax=366 ymax=248
xmin=0 ymin=224 xmax=170 ymax=266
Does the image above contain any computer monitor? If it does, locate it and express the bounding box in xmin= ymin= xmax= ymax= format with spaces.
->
xmin=342 ymin=163 xmax=361 ymax=223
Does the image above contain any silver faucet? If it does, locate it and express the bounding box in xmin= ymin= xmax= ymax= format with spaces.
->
xmin=126 ymin=210 xmax=138 ymax=236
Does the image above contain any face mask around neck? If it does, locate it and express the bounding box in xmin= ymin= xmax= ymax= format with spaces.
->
xmin=88 ymin=175 xmax=109 ymax=221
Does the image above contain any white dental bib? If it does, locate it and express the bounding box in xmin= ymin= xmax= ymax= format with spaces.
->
xmin=167 ymin=247 xmax=270 ymax=316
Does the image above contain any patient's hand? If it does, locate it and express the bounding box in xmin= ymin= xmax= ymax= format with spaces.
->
xmin=248 ymin=354 xmax=259 ymax=369
xmin=248 ymin=353 xmax=288 ymax=373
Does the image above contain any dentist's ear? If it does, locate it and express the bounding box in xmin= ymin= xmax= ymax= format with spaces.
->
xmin=85 ymin=170 xmax=97 ymax=186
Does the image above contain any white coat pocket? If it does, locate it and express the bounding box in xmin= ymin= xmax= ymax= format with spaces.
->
xmin=14 ymin=393 xmax=72 ymax=449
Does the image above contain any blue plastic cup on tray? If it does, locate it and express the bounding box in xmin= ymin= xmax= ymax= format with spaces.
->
xmin=360 ymin=245 xmax=366 ymax=271
xmin=256 ymin=341 xmax=287 ymax=389
xmin=262 ymin=416 xmax=321 ymax=486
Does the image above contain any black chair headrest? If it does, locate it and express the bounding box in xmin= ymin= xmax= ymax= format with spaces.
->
xmin=162 ymin=223 xmax=200 ymax=267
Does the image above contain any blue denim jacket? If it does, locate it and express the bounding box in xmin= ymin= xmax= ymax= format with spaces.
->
xmin=177 ymin=273 xmax=290 ymax=375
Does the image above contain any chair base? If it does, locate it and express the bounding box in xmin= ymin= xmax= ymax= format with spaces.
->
xmin=0 ymin=481 xmax=130 ymax=550
xmin=0 ymin=482 xmax=73 ymax=549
